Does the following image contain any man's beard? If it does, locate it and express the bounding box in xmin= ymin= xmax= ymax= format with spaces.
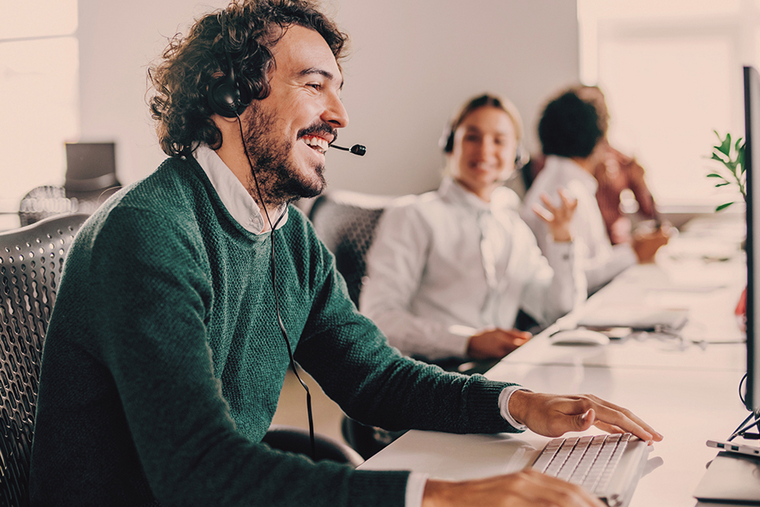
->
xmin=242 ymin=106 xmax=327 ymax=209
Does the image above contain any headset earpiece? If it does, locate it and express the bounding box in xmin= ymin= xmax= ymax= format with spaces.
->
xmin=207 ymin=11 xmax=247 ymax=118
xmin=444 ymin=129 xmax=455 ymax=153
xmin=514 ymin=144 xmax=527 ymax=169
xmin=439 ymin=124 xmax=455 ymax=153
xmin=208 ymin=73 xmax=242 ymax=118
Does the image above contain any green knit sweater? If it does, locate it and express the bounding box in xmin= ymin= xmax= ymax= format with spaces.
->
xmin=29 ymin=156 xmax=519 ymax=506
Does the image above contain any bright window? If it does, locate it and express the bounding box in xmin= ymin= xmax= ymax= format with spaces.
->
xmin=0 ymin=0 xmax=79 ymax=217
xmin=579 ymin=0 xmax=751 ymax=208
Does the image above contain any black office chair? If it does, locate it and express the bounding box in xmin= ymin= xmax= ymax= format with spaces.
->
xmin=262 ymin=424 xmax=363 ymax=466
xmin=308 ymin=190 xmax=393 ymax=306
xmin=0 ymin=213 xmax=89 ymax=507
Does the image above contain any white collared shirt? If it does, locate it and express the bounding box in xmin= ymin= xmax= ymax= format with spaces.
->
xmin=520 ymin=155 xmax=637 ymax=294
xmin=360 ymin=177 xmax=585 ymax=361
xmin=192 ymin=144 xmax=287 ymax=234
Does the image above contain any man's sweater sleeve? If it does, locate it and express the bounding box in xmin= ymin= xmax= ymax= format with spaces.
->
xmin=294 ymin=224 xmax=522 ymax=435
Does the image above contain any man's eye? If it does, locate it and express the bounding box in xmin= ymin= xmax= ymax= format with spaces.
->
xmin=307 ymin=83 xmax=322 ymax=90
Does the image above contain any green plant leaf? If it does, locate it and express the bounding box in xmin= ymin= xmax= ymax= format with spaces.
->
xmin=708 ymin=130 xmax=747 ymax=207
xmin=710 ymin=152 xmax=728 ymax=163
xmin=717 ymin=132 xmax=732 ymax=156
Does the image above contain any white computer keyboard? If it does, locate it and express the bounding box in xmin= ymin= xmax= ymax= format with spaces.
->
xmin=531 ymin=433 xmax=648 ymax=507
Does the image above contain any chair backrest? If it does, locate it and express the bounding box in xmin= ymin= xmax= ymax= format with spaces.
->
xmin=308 ymin=191 xmax=393 ymax=306
xmin=0 ymin=213 xmax=89 ymax=507
xmin=18 ymin=184 xmax=117 ymax=228
xmin=262 ymin=424 xmax=364 ymax=467
xmin=17 ymin=186 xmax=77 ymax=228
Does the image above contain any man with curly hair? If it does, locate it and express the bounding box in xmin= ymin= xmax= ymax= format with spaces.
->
xmin=29 ymin=1 xmax=661 ymax=506
xmin=521 ymin=90 xmax=670 ymax=294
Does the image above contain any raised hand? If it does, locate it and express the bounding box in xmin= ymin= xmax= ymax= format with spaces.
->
xmin=532 ymin=189 xmax=578 ymax=243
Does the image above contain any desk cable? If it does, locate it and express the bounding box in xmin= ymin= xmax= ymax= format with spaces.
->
xmin=729 ymin=374 xmax=760 ymax=441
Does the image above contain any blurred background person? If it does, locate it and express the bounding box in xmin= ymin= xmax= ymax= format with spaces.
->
xmin=575 ymin=85 xmax=657 ymax=245
xmin=521 ymin=90 xmax=669 ymax=295
xmin=360 ymin=93 xmax=586 ymax=365
xmin=524 ymin=85 xmax=657 ymax=245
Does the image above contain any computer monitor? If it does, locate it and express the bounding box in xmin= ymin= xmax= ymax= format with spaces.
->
xmin=691 ymin=67 xmax=760 ymax=504
xmin=745 ymin=65 xmax=760 ymax=415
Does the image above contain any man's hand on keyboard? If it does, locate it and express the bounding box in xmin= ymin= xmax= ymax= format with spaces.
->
xmin=507 ymin=391 xmax=664 ymax=444
xmin=422 ymin=469 xmax=605 ymax=507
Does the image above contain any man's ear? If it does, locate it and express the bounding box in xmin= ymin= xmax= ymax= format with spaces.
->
xmin=211 ymin=112 xmax=241 ymax=124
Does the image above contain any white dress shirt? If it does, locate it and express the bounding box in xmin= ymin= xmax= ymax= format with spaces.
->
xmin=520 ymin=155 xmax=637 ymax=294
xmin=360 ymin=177 xmax=586 ymax=361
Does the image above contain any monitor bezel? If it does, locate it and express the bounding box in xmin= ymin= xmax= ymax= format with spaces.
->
xmin=745 ymin=65 xmax=759 ymax=413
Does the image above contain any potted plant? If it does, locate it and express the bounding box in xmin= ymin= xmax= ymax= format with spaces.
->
xmin=708 ymin=130 xmax=747 ymax=330
xmin=708 ymin=130 xmax=746 ymax=211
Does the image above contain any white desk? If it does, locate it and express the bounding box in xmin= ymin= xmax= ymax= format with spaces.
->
xmin=360 ymin=226 xmax=752 ymax=506
xmin=362 ymin=366 xmax=747 ymax=507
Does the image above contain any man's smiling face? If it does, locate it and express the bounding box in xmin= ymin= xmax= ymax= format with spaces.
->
xmin=243 ymin=24 xmax=349 ymax=204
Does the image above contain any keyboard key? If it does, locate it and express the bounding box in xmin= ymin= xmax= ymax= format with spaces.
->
xmin=532 ymin=438 xmax=563 ymax=472
xmin=557 ymin=436 xmax=593 ymax=481
xmin=544 ymin=437 xmax=578 ymax=476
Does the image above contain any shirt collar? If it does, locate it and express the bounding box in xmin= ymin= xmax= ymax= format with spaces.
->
xmin=192 ymin=144 xmax=288 ymax=235
xmin=439 ymin=177 xmax=520 ymax=214
xmin=545 ymin=155 xmax=598 ymax=194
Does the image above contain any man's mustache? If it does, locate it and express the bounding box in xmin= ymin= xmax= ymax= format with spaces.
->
xmin=298 ymin=122 xmax=337 ymax=144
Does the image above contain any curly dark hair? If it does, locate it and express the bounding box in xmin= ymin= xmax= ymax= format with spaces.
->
xmin=538 ymin=90 xmax=602 ymax=159
xmin=148 ymin=0 xmax=348 ymax=157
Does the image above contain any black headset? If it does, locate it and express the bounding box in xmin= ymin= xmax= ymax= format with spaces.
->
xmin=208 ymin=12 xmax=250 ymax=118
xmin=440 ymin=123 xmax=526 ymax=169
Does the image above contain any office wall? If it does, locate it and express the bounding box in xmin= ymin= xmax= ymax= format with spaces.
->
xmin=78 ymin=0 xmax=578 ymax=197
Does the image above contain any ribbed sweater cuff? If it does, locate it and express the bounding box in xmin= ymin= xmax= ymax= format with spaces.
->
xmin=466 ymin=377 xmax=523 ymax=432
